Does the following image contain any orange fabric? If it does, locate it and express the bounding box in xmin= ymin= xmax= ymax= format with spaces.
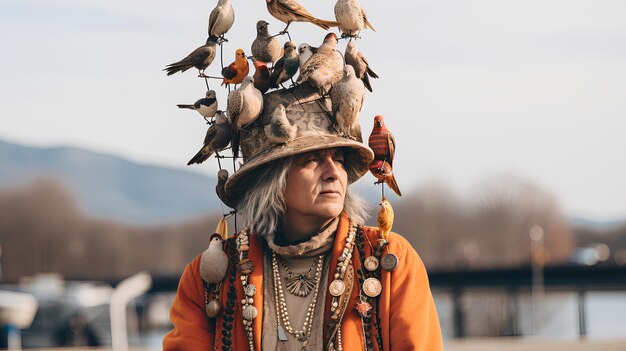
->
xmin=163 ymin=214 xmax=443 ymax=350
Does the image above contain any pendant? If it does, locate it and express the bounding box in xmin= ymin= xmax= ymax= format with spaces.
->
xmin=329 ymin=279 xmax=346 ymax=297
xmin=363 ymin=277 xmax=382 ymax=298
xmin=381 ymin=253 xmax=399 ymax=271
xmin=278 ymin=325 xmax=288 ymax=341
xmin=285 ymin=274 xmax=316 ymax=297
xmin=364 ymin=256 xmax=379 ymax=271
xmin=355 ymin=300 xmax=372 ymax=318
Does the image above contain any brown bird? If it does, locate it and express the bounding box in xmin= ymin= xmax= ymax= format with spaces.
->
xmin=250 ymin=57 xmax=271 ymax=94
xmin=296 ymin=33 xmax=343 ymax=95
xmin=368 ymin=115 xmax=402 ymax=196
xmin=345 ymin=40 xmax=378 ymax=92
xmin=266 ymin=0 xmax=340 ymax=34
xmin=164 ymin=37 xmax=218 ymax=76
xmin=377 ymin=196 xmax=394 ymax=241
xmin=222 ymin=49 xmax=250 ymax=86
xmin=227 ymin=76 xmax=264 ymax=158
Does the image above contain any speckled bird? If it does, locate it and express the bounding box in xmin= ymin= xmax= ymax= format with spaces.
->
xmin=227 ymin=76 xmax=264 ymax=158
xmin=222 ymin=49 xmax=250 ymax=86
xmin=199 ymin=233 xmax=229 ymax=284
xmin=187 ymin=111 xmax=231 ymax=165
xmin=266 ymin=0 xmax=340 ymax=34
xmin=334 ymin=0 xmax=375 ymax=38
xmin=331 ymin=64 xmax=364 ymax=141
xmin=345 ymin=40 xmax=378 ymax=92
xmin=368 ymin=115 xmax=402 ymax=196
xmin=296 ymin=33 xmax=343 ymax=95
xmin=251 ymin=20 xmax=282 ymax=65
xmin=270 ymin=41 xmax=299 ymax=89
xmin=164 ymin=37 xmax=218 ymax=76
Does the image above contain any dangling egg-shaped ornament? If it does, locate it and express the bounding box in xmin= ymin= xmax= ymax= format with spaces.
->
xmin=242 ymin=305 xmax=258 ymax=321
xmin=205 ymin=299 xmax=222 ymax=318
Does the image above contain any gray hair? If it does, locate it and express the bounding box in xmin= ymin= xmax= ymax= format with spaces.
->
xmin=237 ymin=153 xmax=369 ymax=237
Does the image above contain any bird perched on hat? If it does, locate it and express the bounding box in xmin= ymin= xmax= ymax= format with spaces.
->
xmin=177 ymin=90 xmax=218 ymax=121
xmin=251 ymin=20 xmax=282 ymax=65
xmin=368 ymin=115 xmax=402 ymax=196
xmin=270 ymin=41 xmax=299 ymax=89
xmin=164 ymin=37 xmax=218 ymax=77
xmin=297 ymin=43 xmax=318 ymax=70
xmin=296 ymin=33 xmax=343 ymax=95
xmin=334 ymin=0 xmax=375 ymax=38
xmin=222 ymin=49 xmax=250 ymax=86
xmin=208 ymin=0 xmax=235 ymax=42
xmin=331 ymin=64 xmax=365 ymax=142
xmin=265 ymin=0 xmax=340 ymax=34
xmin=227 ymin=76 xmax=264 ymax=159
xmin=187 ymin=110 xmax=232 ymax=165
xmin=345 ymin=40 xmax=378 ymax=92
xmin=264 ymin=104 xmax=297 ymax=143
xmin=250 ymin=57 xmax=271 ymax=94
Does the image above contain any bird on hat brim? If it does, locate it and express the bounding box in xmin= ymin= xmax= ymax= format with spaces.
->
xmin=222 ymin=83 xmax=374 ymax=207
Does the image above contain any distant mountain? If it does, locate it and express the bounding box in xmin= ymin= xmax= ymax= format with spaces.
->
xmin=0 ymin=139 xmax=221 ymax=224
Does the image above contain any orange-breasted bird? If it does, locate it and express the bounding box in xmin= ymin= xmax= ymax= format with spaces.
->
xmin=368 ymin=115 xmax=402 ymax=196
xmin=250 ymin=57 xmax=271 ymax=94
xmin=377 ymin=196 xmax=394 ymax=241
xmin=222 ymin=49 xmax=250 ymax=86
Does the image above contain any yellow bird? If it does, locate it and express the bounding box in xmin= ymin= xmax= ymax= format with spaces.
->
xmin=377 ymin=196 xmax=394 ymax=241
xmin=222 ymin=49 xmax=250 ymax=86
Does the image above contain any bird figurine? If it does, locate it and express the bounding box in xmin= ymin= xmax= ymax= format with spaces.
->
xmin=264 ymin=104 xmax=297 ymax=143
xmin=164 ymin=37 xmax=218 ymax=77
xmin=331 ymin=64 xmax=365 ymax=141
xmin=296 ymin=33 xmax=343 ymax=95
xmin=208 ymin=0 xmax=235 ymax=42
xmin=250 ymin=57 xmax=271 ymax=94
xmin=368 ymin=115 xmax=402 ymax=196
xmin=187 ymin=110 xmax=232 ymax=165
xmin=265 ymin=0 xmax=340 ymax=34
xmin=227 ymin=76 xmax=264 ymax=158
xmin=216 ymin=169 xmax=237 ymax=208
xmin=270 ymin=41 xmax=299 ymax=89
xmin=334 ymin=0 xmax=375 ymax=38
xmin=222 ymin=49 xmax=250 ymax=86
xmin=297 ymin=43 xmax=318 ymax=70
xmin=199 ymin=233 xmax=230 ymax=284
xmin=177 ymin=90 xmax=218 ymax=121
xmin=377 ymin=196 xmax=394 ymax=241
xmin=250 ymin=20 xmax=282 ymax=65
xmin=345 ymin=40 xmax=378 ymax=92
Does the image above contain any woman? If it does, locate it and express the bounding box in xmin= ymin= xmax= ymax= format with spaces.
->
xmin=163 ymin=84 xmax=443 ymax=350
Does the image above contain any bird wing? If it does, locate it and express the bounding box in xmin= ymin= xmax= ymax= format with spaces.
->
xmin=387 ymin=132 xmax=396 ymax=166
xmin=173 ymin=46 xmax=211 ymax=67
xmin=359 ymin=52 xmax=379 ymax=78
xmin=277 ymin=0 xmax=316 ymax=20
xmin=222 ymin=62 xmax=238 ymax=80
xmin=271 ymin=57 xmax=286 ymax=83
xmin=195 ymin=97 xmax=217 ymax=109
xmin=208 ymin=7 xmax=220 ymax=36
xmin=362 ymin=9 xmax=376 ymax=31
xmin=203 ymin=124 xmax=218 ymax=145
xmin=227 ymin=90 xmax=243 ymax=126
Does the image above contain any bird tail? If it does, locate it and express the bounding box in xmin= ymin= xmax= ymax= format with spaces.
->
xmin=163 ymin=64 xmax=189 ymax=76
xmin=366 ymin=66 xmax=379 ymax=79
xmin=311 ymin=18 xmax=341 ymax=30
xmin=362 ymin=75 xmax=373 ymax=93
xmin=386 ymin=174 xmax=402 ymax=197
xmin=187 ymin=148 xmax=212 ymax=165
xmin=365 ymin=19 xmax=376 ymax=32
xmin=231 ymin=129 xmax=240 ymax=159
xmin=177 ymin=104 xmax=195 ymax=110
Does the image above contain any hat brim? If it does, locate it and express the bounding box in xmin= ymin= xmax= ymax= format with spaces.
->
xmin=224 ymin=134 xmax=374 ymax=206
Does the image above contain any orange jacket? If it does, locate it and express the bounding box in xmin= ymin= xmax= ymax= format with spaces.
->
xmin=163 ymin=214 xmax=443 ymax=350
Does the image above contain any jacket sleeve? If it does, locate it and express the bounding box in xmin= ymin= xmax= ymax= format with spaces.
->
xmin=163 ymin=256 xmax=215 ymax=351
xmin=388 ymin=234 xmax=443 ymax=351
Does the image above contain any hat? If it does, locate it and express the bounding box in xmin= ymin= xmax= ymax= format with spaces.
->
xmin=222 ymin=83 xmax=374 ymax=206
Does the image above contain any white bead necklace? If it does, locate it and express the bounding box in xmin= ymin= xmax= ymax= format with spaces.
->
xmin=272 ymin=252 xmax=324 ymax=343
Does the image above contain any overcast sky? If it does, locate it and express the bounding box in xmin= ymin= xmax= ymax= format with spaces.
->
xmin=1 ymin=0 xmax=625 ymax=221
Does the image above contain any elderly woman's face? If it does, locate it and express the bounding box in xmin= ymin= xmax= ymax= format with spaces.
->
xmin=284 ymin=148 xmax=348 ymax=222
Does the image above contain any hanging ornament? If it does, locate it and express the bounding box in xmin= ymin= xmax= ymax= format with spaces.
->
xmin=377 ymin=195 xmax=394 ymax=241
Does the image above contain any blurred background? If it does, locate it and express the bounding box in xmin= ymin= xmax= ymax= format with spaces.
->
xmin=1 ymin=0 xmax=625 ymax=350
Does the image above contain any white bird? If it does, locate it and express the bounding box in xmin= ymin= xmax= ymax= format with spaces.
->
xmin=297 ymin=43 xmax=318 ymax=70
xmin=177 ymin=90 xmax=218 ymax=120
xmin=334 ymin=0 xmax=375 ymax=38
xmin=265 ymin=105 xmax=297 ymax=143
xmin=208 ymin=0 xmax=235 ymax=41
xmin=199 ymin=234 xmax=229 ymax=284
xmin=344 ymin=40 xmax=378 ymax=92
xmin=227 ymin=76 xmax=264 ymax=158
xmin=296 ymin=33 xmax=343 ymax=95
xmin=331 ymin=64 xmax=364 ymax=141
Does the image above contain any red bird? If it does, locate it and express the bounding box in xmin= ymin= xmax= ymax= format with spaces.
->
xmin=250 ymin=57 xmax=271 ymax=94
xmin=368 ymin=115 xmax=402 ymax=196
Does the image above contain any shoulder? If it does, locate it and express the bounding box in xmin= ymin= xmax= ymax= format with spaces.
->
xmin=360 ymin=225 xmax=426 ymax=269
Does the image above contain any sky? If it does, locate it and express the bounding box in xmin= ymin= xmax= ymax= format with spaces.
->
xmin=0 ymin=0 xmax=625 ymax=221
